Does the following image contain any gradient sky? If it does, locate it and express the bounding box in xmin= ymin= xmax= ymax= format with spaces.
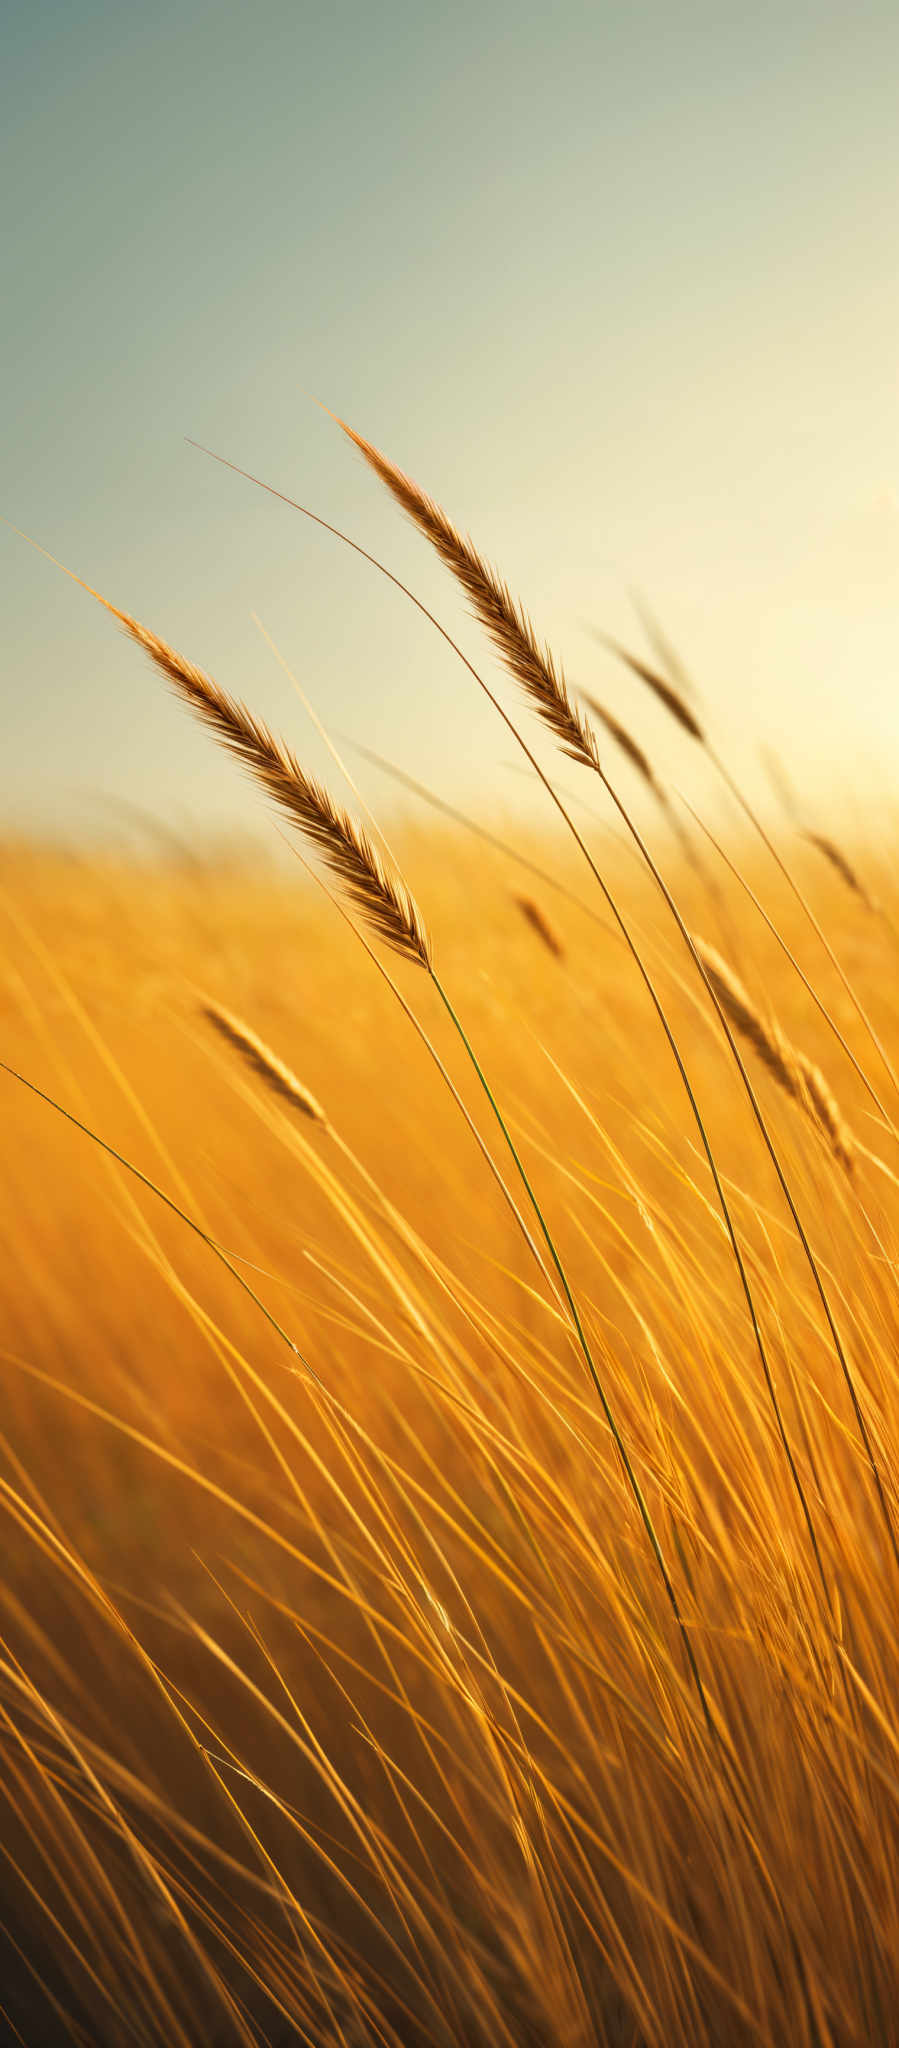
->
xmin=4 ymin=0 xmax=898 ymax=846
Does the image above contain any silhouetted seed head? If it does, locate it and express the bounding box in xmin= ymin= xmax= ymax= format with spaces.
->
xmin=577 ymin=689 xmax=662 ymax=796
xmin=629 ymin=592 xmax=699 ymax=708
xmin=335 ymin=416 xmax=601 ymax=773
xmin=514 ymin=895 xmax=565 ymax=960
xmin=594 ymin=633 xmax=705 ymax=743
xmin=203 ymin=1002 xmax=329 ymax=1126
xmin=93 ymin=593 xmax=433 ymax=970
xmin=794 ymin=1055 xmax=855 ymax=1174
xmin=694 ymin=938 xmax=855 ymax=1172
xmin=803 ymin=831 xmax=878 ymax=914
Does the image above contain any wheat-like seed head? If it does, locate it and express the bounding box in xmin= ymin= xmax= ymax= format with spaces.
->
xmin=803 ymin=831 xmax=877 ymax=913
xmin=630 ymin=592 xmax=697 ymax=702
xmin=596 ymin=634 xmax=705 ymax=743
xmin=793 ymin=1053 xmax=855 ymax=1172
xmin=576 ymin=688 xmax=663 ymax=798
xmin=514 ymin=895 xmax=565 ymax=960
xmin=335 ymin=416 xmax=600 ymax=774
xmin=203 ymin=1002 xmax=329 ymax=1126
xmin=93 ymin=592 xmax=433 ymax=970
xmin=694 ymin=938 xmax=855 ymax=1172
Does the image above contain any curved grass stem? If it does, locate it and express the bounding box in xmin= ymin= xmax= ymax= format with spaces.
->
xmin=429 ymin=972 xmax=713 ymax=1735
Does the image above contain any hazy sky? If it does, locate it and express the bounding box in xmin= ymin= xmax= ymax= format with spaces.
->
xmin=4 ymin=1 xmax=898 ymax=846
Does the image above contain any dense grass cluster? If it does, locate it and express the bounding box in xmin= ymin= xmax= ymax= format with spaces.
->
xmin=3 ymin=432 xmax=899 ymax=2045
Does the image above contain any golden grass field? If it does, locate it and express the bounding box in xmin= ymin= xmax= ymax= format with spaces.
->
xmin=3 ymin=810 xmax=899 ymax=2048
xmin=4 ymin=425 xmax=899 ymax=2045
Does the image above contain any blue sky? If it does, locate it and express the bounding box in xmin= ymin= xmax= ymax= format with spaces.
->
xmin=4 ymin=1 xmax=898 ymax=845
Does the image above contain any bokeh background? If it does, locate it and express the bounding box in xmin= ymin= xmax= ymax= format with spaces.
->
xmin=4 ymin=0 xmax=898 ymax=842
